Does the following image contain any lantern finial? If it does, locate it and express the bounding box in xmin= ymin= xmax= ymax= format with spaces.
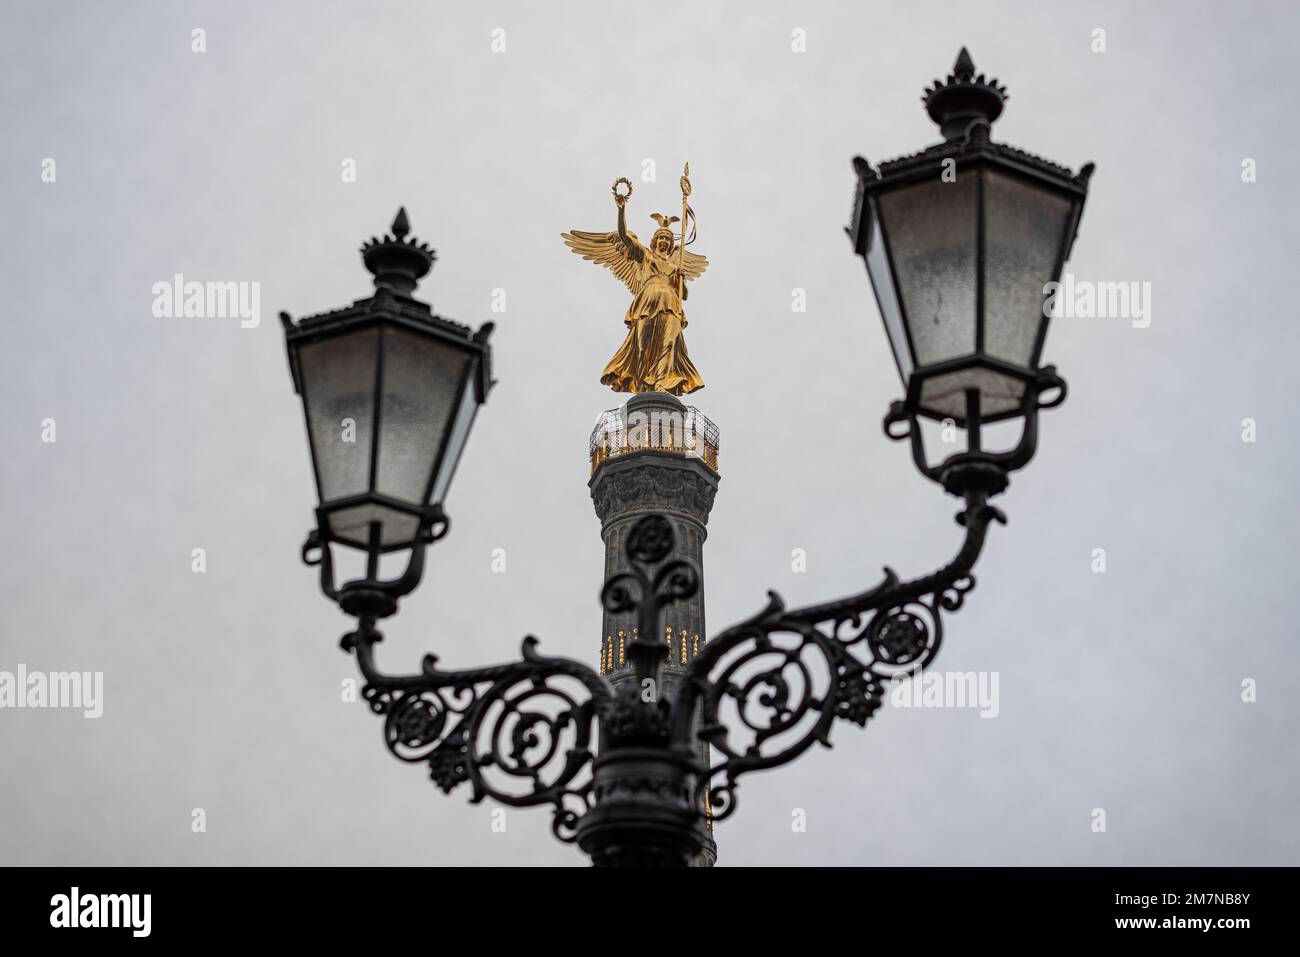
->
xmin=923 ymin=47 xmax=1008 ymax=142
xmin=953 ymin=47 xmax=975 ymax=80
xmin=391 ymin=206 xmax=410 ymax=239
xmin=361 ymin=207 xmax=435 ymax=296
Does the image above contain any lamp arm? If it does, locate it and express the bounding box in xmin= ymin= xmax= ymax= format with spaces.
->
xmin=669 ymin=488 xmax=1005 ymax=824
xmin=341 ymin=617 xmax=613 ymax=844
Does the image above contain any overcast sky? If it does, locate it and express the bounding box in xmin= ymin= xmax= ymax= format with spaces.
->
xmin=2 ymin=0 xmax=1297 ymax=866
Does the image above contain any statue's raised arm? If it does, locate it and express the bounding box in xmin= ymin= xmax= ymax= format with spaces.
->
xmin=560 ymin=178 xmax=646 ymax=295
xmin=614 ymin=178 xmax=644 ymax=261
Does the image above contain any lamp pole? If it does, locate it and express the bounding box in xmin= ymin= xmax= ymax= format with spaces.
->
xmin=281 ymin=48 xmax=1093 ymax=866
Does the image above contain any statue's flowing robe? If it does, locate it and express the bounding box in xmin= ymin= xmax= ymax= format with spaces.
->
xmin=600 ymin=254 xmax=703 ymax=396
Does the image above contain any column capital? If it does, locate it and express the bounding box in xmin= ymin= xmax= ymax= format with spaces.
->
xmin=589 ymin=452 xmax=719 ymax=528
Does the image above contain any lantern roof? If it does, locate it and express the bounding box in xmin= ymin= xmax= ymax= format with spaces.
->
xmin=854 ymin=49 xmax=1094 ymax=191
xmin=872 ymin=138 xmax=1090 ymax=185
xmin=280 ymin=208 xmax=494 ymax=403
xmin=286 ymin=287 xmax=475 ymax=339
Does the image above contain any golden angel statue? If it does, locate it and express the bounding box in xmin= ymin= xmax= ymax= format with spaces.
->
xmin=562 ymin=167 xmax=708 ymax=395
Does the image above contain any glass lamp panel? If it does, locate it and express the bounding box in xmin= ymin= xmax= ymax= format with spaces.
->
xmin=981 ymin=169 xmax=1074 ymax=367
xmin=430 ymin=372 xmax=481 ymax=504
xmin=375 ymin=326 xmax=471 ymax=505
xmin=918 ymin=369 xmax=1026 ymax=421
xmin=326 ymin=502 xmax=421 ymax=550
xmin=862 ymin=197 xmax=912 ymax=382
xmin=298 ymin=329 xmax=378 ymax=503
xmin=876 ymin=175 xmax=978 ymax=368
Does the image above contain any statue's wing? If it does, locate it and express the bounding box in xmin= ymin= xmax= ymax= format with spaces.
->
xmin=561 ymin=230 xmax=643 ymax=295
xmin=680 ymin=248 xmax=709 ymax=282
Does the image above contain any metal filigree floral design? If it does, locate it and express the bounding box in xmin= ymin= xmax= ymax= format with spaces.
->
xmin=626 ymin=514 xmax=676 ymax=563
xmin=871 ymin=611 xmax=930 ymax=665
xmin=599 ymin=516 xmax=701 ymax=683
xmin=347 ymin=624 xmax=611 ymax=843
xmin=427 ymin=728 xmax=470 ymax=793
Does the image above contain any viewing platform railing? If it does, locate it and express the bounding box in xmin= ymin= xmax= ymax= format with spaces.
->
xmin=589 ymin=403 xmax=720 ymax=475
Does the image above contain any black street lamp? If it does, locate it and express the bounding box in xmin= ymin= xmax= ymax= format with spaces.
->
xmin=849 ymin=47 xmax=1093 ymax=496
xmin=282 ymin=208 xmax=493 ymax=619
xmin=282 ymin=49 xmax=1092 ymax=866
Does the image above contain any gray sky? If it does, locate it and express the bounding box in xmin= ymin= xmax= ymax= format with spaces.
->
xmin=2 ymin=0 xmax=1297 ymax=866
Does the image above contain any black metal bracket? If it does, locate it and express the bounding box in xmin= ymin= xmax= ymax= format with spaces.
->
xmin=301 ymin=506 xmax=449 ymax=623
xmin=670 ymin=488 xmax=1002 ymax=824
xmin=883 ymin=365 xmax=1066 ymax=496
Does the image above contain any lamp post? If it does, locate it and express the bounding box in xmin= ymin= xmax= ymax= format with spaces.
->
xmin=281 ymin=49 xmax=1093 ymax=866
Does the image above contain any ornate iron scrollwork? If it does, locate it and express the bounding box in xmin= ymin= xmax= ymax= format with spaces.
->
xmin=599 ymin=514 xmax=702 ymax=682
xmin=345 ymin=623 xmax=611 ymax=843
xmin=670 ymin=491 xmax=1003 ymax=823
xmin=311 ymin=490 xmax=1007 ymax=846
